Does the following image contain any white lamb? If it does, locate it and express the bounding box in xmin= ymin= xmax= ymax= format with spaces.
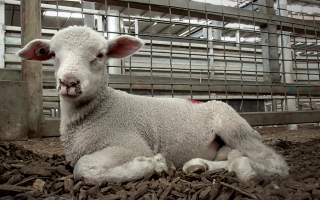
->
xmin=18 ymin=26 xmax=288 ymax=184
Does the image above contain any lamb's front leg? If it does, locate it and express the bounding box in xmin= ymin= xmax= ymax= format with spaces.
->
xmin=73 ymin=147 xmax=168 ymax=184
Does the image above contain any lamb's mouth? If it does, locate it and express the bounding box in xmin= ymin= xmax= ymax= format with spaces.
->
xmin=58 ymin=85 xmax=82 ymax=98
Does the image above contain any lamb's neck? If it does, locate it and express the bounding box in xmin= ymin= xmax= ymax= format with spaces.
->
xmin=60 ymin=84 xmax=110 ymax=132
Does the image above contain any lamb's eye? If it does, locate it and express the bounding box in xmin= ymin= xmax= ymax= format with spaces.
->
xmin=97 ymin=53 xmax=103 ymax=58
xmin=35 ymin=48 xmax=48 ymax=56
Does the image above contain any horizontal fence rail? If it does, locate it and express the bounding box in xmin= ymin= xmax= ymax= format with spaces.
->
xmin=42 ymin=110 xmax=320 ymax=137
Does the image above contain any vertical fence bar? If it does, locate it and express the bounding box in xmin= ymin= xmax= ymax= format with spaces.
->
xmin=221 ymin=2 xmax=228 ymax=105
xmin=104 ymin=0 xmax=109 ymax=76
xmin=205 ymin=4 xmax=212 ymax=101
xmin=237 ymin=3 xmax=244 ymax=112
xmin=187 ymin=0 xmax=192 ymax=100
xmin=127 ymin=2 xmax=133 ymax=93
xmin=148 ymin=1 xmax=154 ymax=97
xmin=252 ymin=2 xmax=260 ymax=112
xmin=168 ymin=2 xmax=174 ymax=98
xmin=304 ymin=14 xmax=313 ymax=111
xmin=108 ymin=9 xmax=121 ymax=74
xmin=0 ymin=0 xmax=5 ymax=68
xmin=20 ymin=0 xmax=42 ymax=138
xmin=55 ymin=2 xmax=60 ymax=30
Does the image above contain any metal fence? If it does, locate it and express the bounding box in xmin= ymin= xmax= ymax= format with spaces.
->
xmin=2 ymin=0 xmax=320 ymax=126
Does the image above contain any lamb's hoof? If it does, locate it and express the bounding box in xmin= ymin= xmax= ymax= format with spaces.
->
xmin=183 ymin=158 xmax=208 ymax=174
xmin=185 ymin=165 xmax=207 ymax=174
xmin=153 ymin=154 xmax=169 ymax=174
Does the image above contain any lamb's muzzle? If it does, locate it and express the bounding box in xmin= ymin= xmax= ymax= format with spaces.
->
xmin=58 ymin=74 xmax=82 ymax=97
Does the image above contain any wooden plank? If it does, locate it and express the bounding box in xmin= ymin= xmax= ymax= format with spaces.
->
xmin=4 ymin=33 xmax=260 ymax=52
xmin=41 ymin=118 xmax=60 ymax=137
xmin=20 ymin=0 xmax=43 ymax=138
xmin=110 ymin=82 xmax=320 ymax=97
xmin=42 ymin=110 xmax=320 ymax=137
xmin=4 ymin=29 xmax=264 ymax=54
xmin=5 ymin=25 xmax=58 ymax=35
xmin=108 ymin=74 xmax=320 ymax=96
xmin=241 ymin=111 xmax=320 ymax=126
xmin=0 ymin=68 xmax=21 ymax=80
xmin=0 ymin=81 xmax=28 ymax=140
xmin=0 ymin=68 xmax=55 ymax=82
xmin=5 ymin=49 xmax=263 ymax=64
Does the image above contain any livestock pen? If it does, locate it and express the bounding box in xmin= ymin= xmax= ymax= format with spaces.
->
xmin=0 ymin=0 xmax=319 ymax=199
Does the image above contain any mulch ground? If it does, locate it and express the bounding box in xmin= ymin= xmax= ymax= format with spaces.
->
xmin=0 ymin=139 xmax=319 ymax=200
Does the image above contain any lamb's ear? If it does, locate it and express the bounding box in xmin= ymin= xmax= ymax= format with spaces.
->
xmin=107 ymin=35 xmax=144 ymax=58
xmin=17 ymin=39 xmax=54 ymax=61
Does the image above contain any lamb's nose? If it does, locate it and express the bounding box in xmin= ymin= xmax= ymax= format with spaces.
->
xmin=58 ymin=74 xmax=82 ymax=97
xmin=59 ymin=75 xmax=80 ymax=88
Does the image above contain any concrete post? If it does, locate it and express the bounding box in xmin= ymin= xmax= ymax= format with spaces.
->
xmin=204 ymin=21 xmax=222 ymax=78
xmin=83 ymin=1 xmax=95 ymax=28
xmin=134 ymin=19 xmax=139 ymax=36
xmin=107 ymin=9 xmax=121 ymax=74
xmin=96 ymin=15 xmax=104 ymax=32
xmin=260 ymin=0 xmax=281 ymax=83
xmin=212 ymin=21 xmax=222 ymax=40
xmin=236 ymin=30 xmax=240 ymax=47
xmin=207 ymin=26 xmax=214 ymax=78
xmin=20 ymin=0 xmax=43 ymax=138
xmin=278 ymin=0 xmax=298 ymax=130
xmin=0 ymin=0 xmax=4 ymax=68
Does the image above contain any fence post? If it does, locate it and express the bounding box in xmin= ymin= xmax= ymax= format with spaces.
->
xmin=20 ymin=0 xmax=43 ymax=138
xmin=83 ymin=1 xmax=95 ymax=28
xmin=277 ymin=0 xmax=298 ymax=130
xmin=260 ymin=0 xmax=281 ymax=83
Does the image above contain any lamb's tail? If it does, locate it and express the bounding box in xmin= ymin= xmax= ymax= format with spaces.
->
xmin=212 ymin=102 xmax=289 ymax=178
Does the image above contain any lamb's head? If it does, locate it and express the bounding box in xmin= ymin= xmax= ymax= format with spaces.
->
xmin=18 ymin=26 xmax=143 ymax=102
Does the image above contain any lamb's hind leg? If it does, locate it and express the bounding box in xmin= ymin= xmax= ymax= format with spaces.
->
xmin=183 ymin=158 xmax=228 ymax=173
xmin=183 ymin=149 xmax=256 ymax=182
xmin=210 ymin=102 xmax=289 ymax=178
xmin=73 ymin=147 xmax=168 ymax=184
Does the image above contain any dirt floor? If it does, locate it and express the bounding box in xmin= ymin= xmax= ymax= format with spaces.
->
xmin=0 ymin=125 xmax=320 ymax=200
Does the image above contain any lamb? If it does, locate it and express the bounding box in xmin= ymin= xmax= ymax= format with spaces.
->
xmin=18 ymin=26 xmax=289 ymax=184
